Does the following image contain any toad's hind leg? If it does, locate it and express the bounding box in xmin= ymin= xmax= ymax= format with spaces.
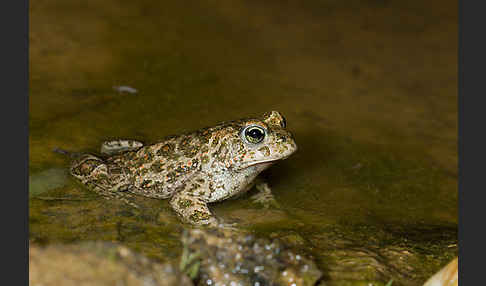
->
xmin=169 ymin=189 xmax=217 ymax=226
xmin=70 ymin=154 xmax=140 ymax=209
xmin=70 ymin=154 xmax=107 ymax=182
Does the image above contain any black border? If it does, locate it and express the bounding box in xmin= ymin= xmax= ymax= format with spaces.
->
xmin=13 ymin=0 xmax=474 ymax=284
xmin=1 ymin=0 xmax=29 ymax=284
xmin=459 ymin=0 xmax=485 ymax=285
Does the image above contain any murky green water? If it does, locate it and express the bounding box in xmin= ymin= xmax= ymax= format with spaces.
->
xmin=30 ymin=0 xmax=457 ymax=285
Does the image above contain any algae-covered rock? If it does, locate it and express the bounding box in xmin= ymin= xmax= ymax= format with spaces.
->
xmin=29 ymin=241 xmax=192 ymax=286
xmin=309 ymin=224 xmax=458 ymax=286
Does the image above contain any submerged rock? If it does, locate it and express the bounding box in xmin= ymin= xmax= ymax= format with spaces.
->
xmin=183 ymin=228 xmax=322 ymax=286
xmin=29 ymin=241 xmax=192 ymax=286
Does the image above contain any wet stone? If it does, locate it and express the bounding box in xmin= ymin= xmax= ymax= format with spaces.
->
xmin=29 ymin=241 xmax=193 ymax=286
xmin=182 ymin=228 xmax=322 ymax=286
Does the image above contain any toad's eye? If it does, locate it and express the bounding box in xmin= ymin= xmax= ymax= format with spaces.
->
xmin=244 ymin=126 xmax=266 ymax=144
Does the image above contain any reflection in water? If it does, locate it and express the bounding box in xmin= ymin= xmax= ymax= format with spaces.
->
xmin=29 ymin=168 xmax=68 ymax=197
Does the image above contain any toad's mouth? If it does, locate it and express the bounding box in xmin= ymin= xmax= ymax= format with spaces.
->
xmin=252 ymin=161 xmax=275 ymax=167
xmin=247 ymin=153 xmax=293 ymax=167
xmin=246 ymin=158 xmax=281 ymax=169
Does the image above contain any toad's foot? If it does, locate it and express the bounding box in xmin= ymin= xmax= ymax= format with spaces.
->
xmin=100 ymin=140 xmax=144 ymax=156
xmin=170 ymin=191 xmax=217 ymax=226
xmin=251 ymin=180 xmax=280 ymax=209
xmin=207 ymin=218 xmax=239 ymax=230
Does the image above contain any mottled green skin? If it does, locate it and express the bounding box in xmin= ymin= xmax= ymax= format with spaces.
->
xmin=70 ymin=111 xmax=297 ymax=225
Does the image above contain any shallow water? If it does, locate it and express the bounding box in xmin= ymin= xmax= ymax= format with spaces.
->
xmin=30 ymin=0 xmax=457 ymax=285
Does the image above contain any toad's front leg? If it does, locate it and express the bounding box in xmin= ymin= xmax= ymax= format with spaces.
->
xmin=169 ymin=188 xmax=218 ymax=226
xmin=250 ymin=178 xmax=280 ymax=209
